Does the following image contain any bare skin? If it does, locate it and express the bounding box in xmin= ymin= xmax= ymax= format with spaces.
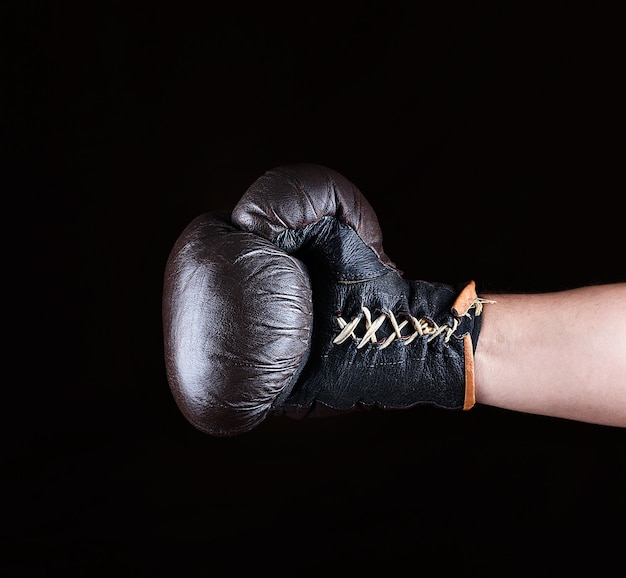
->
xmin=474 ymin=283 xmax=626 ymax=428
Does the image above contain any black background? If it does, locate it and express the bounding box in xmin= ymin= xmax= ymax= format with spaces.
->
xmin=4 ymin=4 xmax=626 ymax=575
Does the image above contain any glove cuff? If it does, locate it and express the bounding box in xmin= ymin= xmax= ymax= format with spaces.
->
xmin=273 ymin=277 xmax=490 ymax=417
xmin=402 ymin=278 xmax=485 ymax=411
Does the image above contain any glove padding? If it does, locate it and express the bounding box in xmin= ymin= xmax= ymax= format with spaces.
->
xmin=163 ymin=164 xmax=486 ymax=436
xmin=162 ymin=212 xmax=313 ymax=436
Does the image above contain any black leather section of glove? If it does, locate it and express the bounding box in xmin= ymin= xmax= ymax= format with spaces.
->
xmin=269 ymin=216 xmax=482 ymax=418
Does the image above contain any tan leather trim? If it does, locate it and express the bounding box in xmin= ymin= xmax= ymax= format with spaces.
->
xmin=463 ymin=334 xmax=476 ymax=410
xmin=452 ymin=280 xmax=477 ymax=317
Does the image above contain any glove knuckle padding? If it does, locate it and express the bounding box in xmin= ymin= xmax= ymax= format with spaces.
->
xmin=231 ymin=163 xmax=398 ymax=272
xmin=162 ymin=212 xmax=313 ymax=436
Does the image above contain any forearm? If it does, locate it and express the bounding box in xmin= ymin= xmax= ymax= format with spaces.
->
xmin=474 ymin=283 xmax=626 ymax=427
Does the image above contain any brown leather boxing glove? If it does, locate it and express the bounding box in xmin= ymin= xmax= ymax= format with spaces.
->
xmin=163 ymin=164 xmax=489 ymax=436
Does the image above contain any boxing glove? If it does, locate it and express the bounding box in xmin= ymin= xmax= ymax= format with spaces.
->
xmin=163 ymin=164 xmax=490 ymax=436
